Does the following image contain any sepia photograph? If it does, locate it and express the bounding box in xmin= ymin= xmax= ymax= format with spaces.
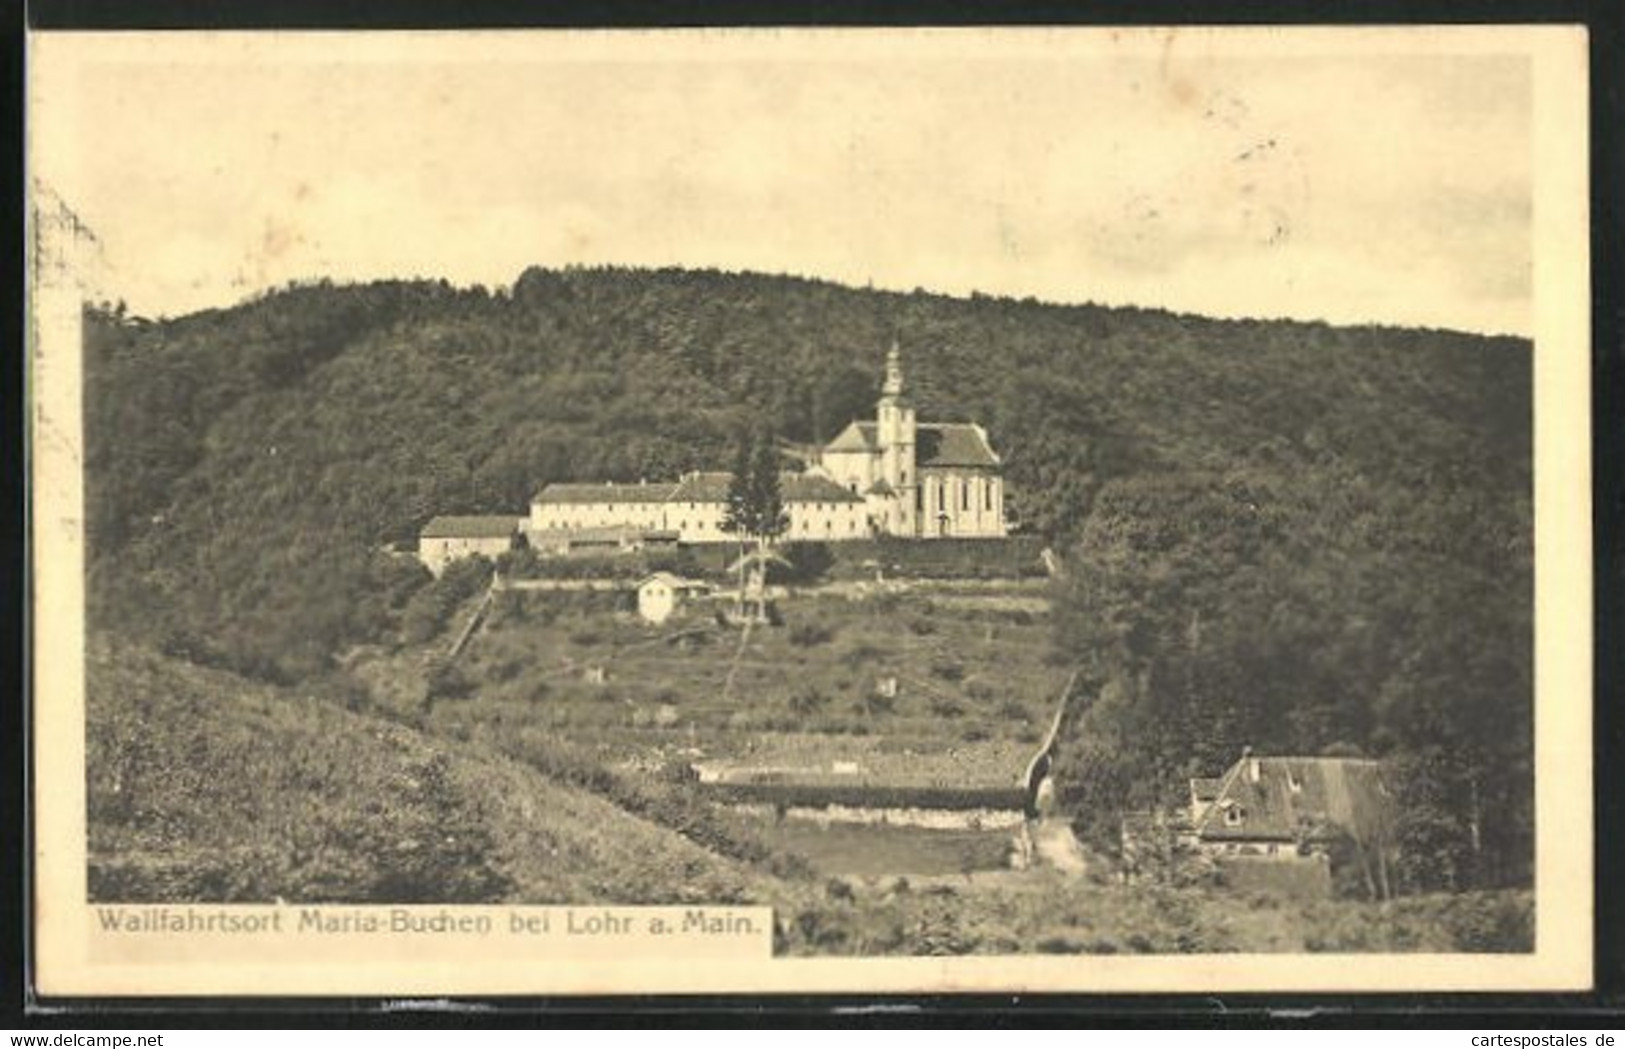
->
xmin=26 ymin=26 xmax=1592 ymax=996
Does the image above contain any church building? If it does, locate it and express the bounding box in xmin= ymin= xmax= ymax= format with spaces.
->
xmin=521 ymin=340 xmax=1007 ymax=550
xmin=813 ymin=342 xmax=1006 ymax=539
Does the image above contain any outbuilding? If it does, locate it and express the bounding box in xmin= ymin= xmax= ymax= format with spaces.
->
xmin=418 ymin=515 xmax=522 ymax=576
xmin=636 ymin=572 xmax=711 ymax=624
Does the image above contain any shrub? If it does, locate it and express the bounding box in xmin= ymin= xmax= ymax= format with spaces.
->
xmin=856 ymin=691 xmax=895 ymax=717
xmin=424 ymin=659 xmax=474 ymax=701
xmin=789 ymin=622 xmax=836 ymax=647
xmin=930 ymin=659 xmax=965 ymax=682
xmin=930 ymin=697 xmax=966 ymax=719
xmin=843 ymin=643 xmax=884 ymax=667
xmin=789 ymin=687 xmax=830 ymax=716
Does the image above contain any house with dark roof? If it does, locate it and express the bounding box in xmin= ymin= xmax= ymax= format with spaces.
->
xmin=1180 ymin=752 xmax=1397 ymax=897
xmin=815 ymin=341 xmax=1006 ymax=538
xmin=1185 ymin=753 xmax=1392 ymax=853
xmin=418 ymin=515 xmax=522 ymax=576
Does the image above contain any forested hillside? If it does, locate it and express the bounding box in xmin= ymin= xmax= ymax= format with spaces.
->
xmin=83 ymin=266 xmax=1532 ymax=893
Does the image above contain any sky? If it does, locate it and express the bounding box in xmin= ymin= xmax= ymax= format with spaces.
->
xmin=33 ymin=29 xmax=1535 ymax=335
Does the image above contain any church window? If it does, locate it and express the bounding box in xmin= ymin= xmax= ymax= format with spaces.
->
xmin=985 ymin=482 xmax=992 ymax=511
xmin=961 ymin=479 xmax=969 ymax=511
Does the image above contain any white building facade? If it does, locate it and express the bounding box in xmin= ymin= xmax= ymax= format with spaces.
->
xmin=530 ymin=471 xmax=867 ymax=545
xmin=418 ymin=515 xmax=522 ymax=576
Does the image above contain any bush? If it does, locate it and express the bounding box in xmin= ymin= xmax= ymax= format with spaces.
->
xmin=425 ymin=659 xmax=474 ymax=702
xmin=930 ymin=659 xmax=965 ymax=682
xmin=789 ymin=622 xmax=836 ymax=647
xmin=843 ymin=643 xmax=884 ymax=667
xmin=930 ymin=697 xmax=966 ymax=718
xmin=856 ymin=691 xmax=895 ymax=717
xmin=789 ymin=687 xmax=830 ymax=716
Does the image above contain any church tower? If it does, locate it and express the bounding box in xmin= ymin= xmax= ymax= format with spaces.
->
xmin=877 ymin=339 xmax=918 ymax=536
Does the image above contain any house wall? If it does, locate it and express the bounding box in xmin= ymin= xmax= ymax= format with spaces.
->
xmin=661 ymin=500 xmax=729 ymax=542
xmin=638 ymin=584 xmax=676 ymax=623
xmin=420 ymin=535 xmax=514 ymax=577
xmin=785 ymin=499 xmax=869 ymax=542
xmin=531 ymin=499 xmax=668 ymax=534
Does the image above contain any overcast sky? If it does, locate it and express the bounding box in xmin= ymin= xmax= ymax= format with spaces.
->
xmin=34 ymin=30 xmax=1533 ymax=335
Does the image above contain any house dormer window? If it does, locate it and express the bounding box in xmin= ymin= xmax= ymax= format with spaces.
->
xmin=1287 ymin=770 xmax=1302 ymax=793
xmin=1223 ymin=803 xmax=1245 ymax=827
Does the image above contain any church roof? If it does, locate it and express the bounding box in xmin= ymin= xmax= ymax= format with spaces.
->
xmin=821 ymin=422 xmax=1000 ymax=469
xmin=534 ymin=482 xmax=680 ymax=504
xmin=917 ymin=423 xmax=1000 ymax=469
xmin=824 ymin=422 xmax=879 ymax=453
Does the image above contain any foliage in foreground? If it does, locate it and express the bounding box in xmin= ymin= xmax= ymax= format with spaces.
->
xmin=772 ymin=875 xmax=1534 ymax=956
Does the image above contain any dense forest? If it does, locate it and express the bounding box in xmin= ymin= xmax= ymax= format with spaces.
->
xmin=83 ymin=266 xmax=1532 ymax=893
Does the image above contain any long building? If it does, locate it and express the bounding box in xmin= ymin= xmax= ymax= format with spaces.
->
xmin=530 ymin=470 xmax=868 ymax=545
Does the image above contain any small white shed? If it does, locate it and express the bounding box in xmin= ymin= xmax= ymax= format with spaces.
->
xmin=636 ymin=572 xmax=710 ymax=624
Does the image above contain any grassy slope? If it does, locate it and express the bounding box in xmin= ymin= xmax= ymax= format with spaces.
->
xmin=411 ymin=589 xmax=1063 ymax=772
xmin=87 ymin=638 xmax=767 ymax=905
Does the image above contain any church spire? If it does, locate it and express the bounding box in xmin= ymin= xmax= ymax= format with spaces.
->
xmin=882 ymin=337 xmax=905 ymax=398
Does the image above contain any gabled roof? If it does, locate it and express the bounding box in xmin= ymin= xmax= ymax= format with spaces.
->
xmin=781 ymin=472 xmax=864 ymax=504
xmin=867 ymin=479 xmax=896 ymax=496
xmin=420 ymin=515 xmax=521 ymax=539
xmin=534 ymin=482 xmax=679 ymax=505
xmin=1193 ymin=755 xmax=1392 ymax=844
xmin=825 ymin=422 xmax=879 ymax=454
xmin=821 ymin=421 xmax=1001 ymax=469
xmin=917 ymin=423 xmax=1000 ymax=469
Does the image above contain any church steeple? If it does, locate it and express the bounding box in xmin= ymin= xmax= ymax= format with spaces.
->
xmin=876 ymin=336 xmax=918 ymax=535
xmin=882 ymin=337 xmax=905 ymax=399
